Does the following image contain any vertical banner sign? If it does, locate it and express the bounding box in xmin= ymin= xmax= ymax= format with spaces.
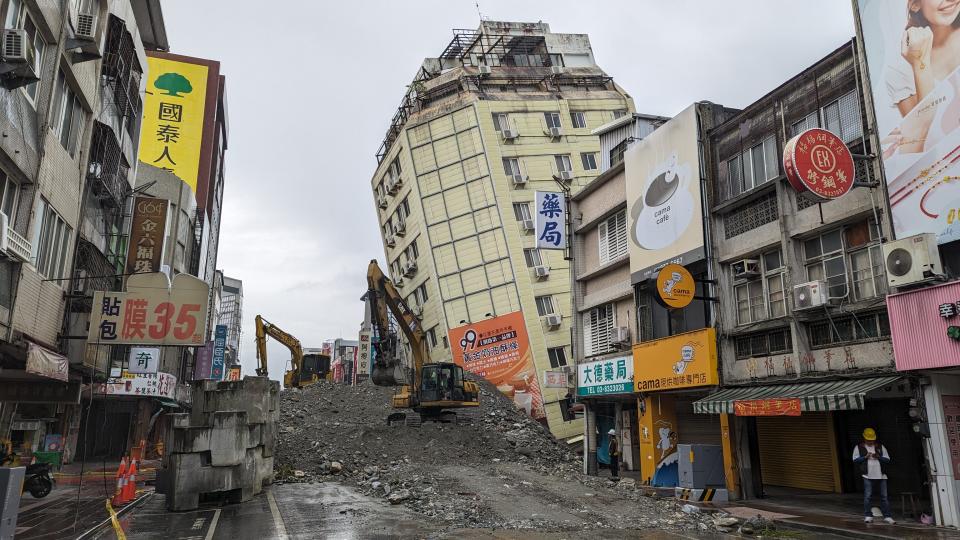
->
xmin=942 ymin=395 xmax=960 ymax=480
xmin=357 ymin=330 xmax=371 ymax=376
xmin=625 ymin=105 xmax=705 ymax=283
xmin=194 ymin=342 xmax=213 ymax=380
xmin=855 ymin=1 xmax=960 ymax=244
xmin=127 ymin=346 xmax=160 ymax=374
xmin=211 ymin=324 xmax=227 ymax=380
xmin=535 ymin=191 xmax=566 ymax=250
xmin=140 ymin=56 xmax=210 ymax=192
xmin=447 ymin=311 xmax=546 ymax=420
xmin=126 ymin=197 xmax=168 ymax=274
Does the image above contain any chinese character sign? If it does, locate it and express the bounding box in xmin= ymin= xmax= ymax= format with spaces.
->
xmin=87 ymin=273 xmax=210 ymax=346
xmin=96 ymin=371 xmax=177 ymax=399
xmin=357 ymin=330 xmax=371 ymax=376
xmin=535 ymin=191 xmax=566 ymax=250
xmin=140 ymin=55 xmax=210 ymax=192
xmin=633 ymin=328 xmax=719 ymax=392
xmin=577 ymin=356 xmax=633 ymax=396
xmin=126 ymin=197 xmax=168 ymax=275
xmin=734 ymin=399 xmax=802 ymax=417
xmin=447 ymin=312 xmax=545 ymax=420
xmin=194 ymin=341 xmax=213 ymax=379
xmin=127 ymin=346 xmax=160 ymax=374
xmin=211 ymin=324 xmax=227 ymax=380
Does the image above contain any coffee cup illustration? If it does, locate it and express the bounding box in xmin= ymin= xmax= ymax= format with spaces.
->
xmin=632 ymin=153 xmax=694 ymax=250
xmin=672 ymin=344 xmax=696 ymax=375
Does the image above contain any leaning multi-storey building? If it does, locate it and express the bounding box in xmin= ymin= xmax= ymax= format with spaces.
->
xmin=370 ymin=21 xmax=634 ymax=439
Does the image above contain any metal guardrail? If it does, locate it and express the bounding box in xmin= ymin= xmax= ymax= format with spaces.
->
xmin=6 ymin=225 xmax=30 ymax=262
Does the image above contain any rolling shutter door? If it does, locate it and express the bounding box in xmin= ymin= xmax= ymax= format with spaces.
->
xmin=757 ymin=413 xmax=840 ymax=493
xmin=675 ymin=398 xmax=722 ymax=446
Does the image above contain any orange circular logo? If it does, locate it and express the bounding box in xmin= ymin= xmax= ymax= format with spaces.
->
xmin=655 ymin=263 xmax=694 ymax=309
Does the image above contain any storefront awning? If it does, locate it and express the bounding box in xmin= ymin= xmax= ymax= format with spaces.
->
xmin=693 ymin=376 xmax=901 ymax=414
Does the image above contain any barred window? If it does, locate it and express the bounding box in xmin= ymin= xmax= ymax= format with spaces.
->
xmin=735 ymin=328 xmax=792 ymax=359
xmin=808 ymin=311 xmax=890 ymax=348
xmin=721 ymin=135 xmax=778 ymax=198
xmin=723 ymin=193 xmax=778 ymax=239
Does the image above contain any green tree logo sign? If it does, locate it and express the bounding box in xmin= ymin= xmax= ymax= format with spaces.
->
xmin=154 ymin=72 xmax=193 ymax=97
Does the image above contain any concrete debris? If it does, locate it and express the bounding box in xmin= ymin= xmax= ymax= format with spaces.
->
xmin=387 ymin=489 xmax=411 ymax=504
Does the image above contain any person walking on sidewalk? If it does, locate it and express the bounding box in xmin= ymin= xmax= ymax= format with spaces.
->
xmin=608 ymin=429 xmax=620 ymax=479
xmin=853 ymin=427 xmax=895 ymax=524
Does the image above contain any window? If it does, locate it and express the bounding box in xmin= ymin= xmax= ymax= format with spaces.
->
xmin=544 ymin=112 xmax=562 ymax=129
xmin=0 ymin=172 xmax=20 ymax=223
xmin=791 ymin=111 xmax=819 ymax=137
xmin=31 ymin=199 xmax=72 ymax=279
xmin=554 ymin=154 xmax=572 ymax=174
xmin=805 ymin=228 xmax=847 ymax=299
xmin=413 ymin=282 xmax=429 ymax=305
xmin=397 ymin=197 xmax=410 ymax=221
xmin=791 ymin=91 xmax=862 ymax=143
xmin=404 ymin=238 xmax=418 ymax=262
xmin=535 ymin=295 xmax=555 ymax=316
xmin=512 ymin=202 xmax=531 ymax=221
xmin=569 ymin=111 xmax=586 ymax=129
xmin=850 ymin=245 xmax=886 ymax=301
xmin=547 ymin=347 xmax=567 ymax=368
xmin=733 ymin=248 xmax=786 ymax=325
xmin=426 ymin=327 xmax=438 ymax=348
xmin=51 ymin=70 xmax=85 ymax=156
xmin=735 ymin=328 xmax=792 ymax=359
xmin=492 ymin=113 xmax=509 ymax=132
xmin=808 ymin=311 xmax=890 ymax=348
xmin=613 ymin=110 xmax=627 ymax=119
xmin=598 ymin=210 xmax=627 ymax=264
xmin=502 ymin=158 xmax=521 ymax=177
xmin=724 ymin=135 xmax=778 ymax=197
xmin=584 ymin=303 xmax=615 ymax=356
xmin=7 ymin=0 xmax=45 ymax=104
xmin=580 ymin=152 xmax=598 ymax=171
xmin=523 ymin=248 xmax=542 ymax=267
xmin=610 ymin=139 xmax=628 ymax=167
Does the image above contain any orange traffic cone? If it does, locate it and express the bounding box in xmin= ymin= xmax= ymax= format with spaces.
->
xmin=111 ymin=457 xmax=128 ymax=507
xmin=122 ymin=459 xmax=137 ymax=503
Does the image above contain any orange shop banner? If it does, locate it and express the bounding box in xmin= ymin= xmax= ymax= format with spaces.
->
xmin=734 ymin=399 xmax=802 ymax=417
xmin=634 ymin=328 xmax=718 ymax=392
xmin=448 ymin=311 xmax=545 ymax=420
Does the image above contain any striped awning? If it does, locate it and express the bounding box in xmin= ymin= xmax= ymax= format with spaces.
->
xmin=693 ymin=376 xmax=901 ymax=414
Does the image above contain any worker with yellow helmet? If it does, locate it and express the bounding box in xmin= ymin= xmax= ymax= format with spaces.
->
xmin=853 ymin=427 xmax=894 ymax=524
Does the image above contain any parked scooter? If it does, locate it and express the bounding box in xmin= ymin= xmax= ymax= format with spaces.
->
xmin=0 ymin=441 xmax=54 ymax=498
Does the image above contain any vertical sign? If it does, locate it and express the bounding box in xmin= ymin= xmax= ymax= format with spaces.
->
xmin=357 ymin=330 xmax=371 ymax=376
xmin=194 ymin=342 xmax=213 ymax=380
xmin=127 ymin=346 xmax=160 ymax=374
xmin=126 ymin=197 xmax=168 ymax=274
xmin=535 ymin=191 xmax=566 ymax=250
xmin=140 ymin=56 xmax=210 ymax=192
xmin=943 ymin=395 xmax=960 ymax=480
xmin=211 ymin=324 xmax=227 ymax=380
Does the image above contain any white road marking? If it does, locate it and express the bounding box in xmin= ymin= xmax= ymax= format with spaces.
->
xmin=203 ymin=508 xmax=220 ymax=540
xmin=267 ymin=490 xmax=288 ymax=539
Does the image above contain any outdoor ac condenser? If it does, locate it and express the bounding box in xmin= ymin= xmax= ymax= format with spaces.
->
xmin=678 ymin=444 xmax=725 ymax=489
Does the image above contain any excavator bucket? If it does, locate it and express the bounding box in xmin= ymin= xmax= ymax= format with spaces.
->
xmin=371 ymin=363 xmax=407 ymax=386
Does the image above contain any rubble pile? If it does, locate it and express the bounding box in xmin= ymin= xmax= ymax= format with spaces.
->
xmin=274 ymin=377 xmax=716 ymax=532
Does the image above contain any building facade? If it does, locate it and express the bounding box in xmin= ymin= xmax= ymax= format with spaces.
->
xmin=218 ymin=274 xmax=242 ymax=367
xmin=370 ymin=21 xmax=634 ymax=440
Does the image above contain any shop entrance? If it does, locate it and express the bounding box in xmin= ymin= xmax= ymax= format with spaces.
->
xmin=76 ymin=400 xmax=133 ymax=461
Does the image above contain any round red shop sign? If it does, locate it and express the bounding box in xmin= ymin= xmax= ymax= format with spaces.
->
xmin=782 ymin=128 xmax=855 ymax=201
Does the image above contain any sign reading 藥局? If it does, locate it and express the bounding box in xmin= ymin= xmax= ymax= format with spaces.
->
xmin=543 ymin=369 xmax=570 ymax=389
xmin=535 ymin=191 xmax=566 ymax=250
xmin=577 ymin=356 xmax=633 ymax=396
xmin=855 ymin=1 xmax=960 ymax=244
xmin=211 ymin=324 xmax=227 ymax=380
xmin=127 ymin=347 xmax=160 ymax=374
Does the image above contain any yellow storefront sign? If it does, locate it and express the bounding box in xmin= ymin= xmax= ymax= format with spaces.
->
xmin=140 ymin=56 xmax=209 ymax=192
xmin=633 ymin=328 xmax=718 ymax=392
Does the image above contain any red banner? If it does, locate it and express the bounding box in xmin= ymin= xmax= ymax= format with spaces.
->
xmin=734 ymin=398 xmax=802 ymax=416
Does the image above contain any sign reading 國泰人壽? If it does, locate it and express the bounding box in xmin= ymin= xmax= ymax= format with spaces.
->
xmin=140 ymin=55 xmax=210 ymax=192
xmin=577 ymin=356 xmax=633 ymax=396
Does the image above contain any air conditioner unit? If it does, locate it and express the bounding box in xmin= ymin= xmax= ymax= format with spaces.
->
xmin=544 ymin=313 xmax=562 ymax=328
xmin=2 ymin=29 xmax=31 ymax=64
xmin=533 ymin=265 xmax=550 ymax=278
xmin=411 ymin=304 xmax=423 ymax=318
xmin=501 ymin=128 xmax=519 ymax=140
xmin=394 ymin=176 xmax=403 ymax=188
xmin=403 ymin=261 xmax=417 ymax=277
xmin=511 ymin=174 xmax=527 ymax=186
xmin=385 ymin=234 xmax=396 ymax=247
xmin=72 ymin=268 xmax=89 ymax=294
xmin=521 ymin=218 xmax=535 ymax=231
xmin=74 ymin=10 xmax=98 ymax=41
xmin=394 ymin=220 xmax=406 ymax=236
xmin=554 ymin=170 xmax=574 ymax=182
xmin=386 ymin=178 xmax=399 ymax=194
xmin=478 ymin=65 xmax=491 ymax=75
xmin=377 ymin=195 xmax=388 ymax=209
xmin=732 ymin=259 xmax=761 ymax=279
xmin=551 ymin=65 xmax=564 ymax=74
xmin=394 ymin=276 xmax=404 ymax=287
xmin=793 ymin=280 xmax=828 ymax=310
xmin=610 ymin=326 xmax=630 ymax=344
xmin=546 ymin=127 xmax=564 ymax=138
xmin=883 ymin=233 xmax=942 ymax=287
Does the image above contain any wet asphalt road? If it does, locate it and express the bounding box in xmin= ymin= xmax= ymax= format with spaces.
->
xmin=94 ymin=483 xmax=703 ymax=540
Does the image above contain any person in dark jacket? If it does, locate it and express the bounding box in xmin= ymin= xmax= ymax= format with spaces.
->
xmin=853 ymin=427 xmax=894 ymax=524
xmin=608 ymin=429 xmax=620 ymax=479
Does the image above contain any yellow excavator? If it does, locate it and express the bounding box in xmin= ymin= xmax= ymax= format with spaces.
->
xmin=366 ymin=260 xmax=480 ymax=425
xmin=254 ymin=315 xmax=324 ymax=388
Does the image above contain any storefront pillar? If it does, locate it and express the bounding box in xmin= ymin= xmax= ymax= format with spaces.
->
xmin=585 ymin=401 xmax=597 ymax=475
xmin=638 ymin=394 xmax=677 ymax=486
xmin=923 ymin=374 xmax=960 ymax=527
xmin=720 ymin=413 xmax=739 ymax=497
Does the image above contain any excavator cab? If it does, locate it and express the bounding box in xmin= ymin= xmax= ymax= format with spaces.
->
xmin=419 ymin=363 xmax=474 ymax=404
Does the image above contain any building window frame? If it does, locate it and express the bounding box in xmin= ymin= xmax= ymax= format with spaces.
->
xmin=734 ymin=327 xmax=793 ymax=360
xmin=535 ymin=294 xmax=555 ymax=316
xmin=598 ymin=210 xmax=627 ymax=265
xmin=492 ymin=112 xmax=510 ymax=132
xmin=732 ymin=248 xmax=786 ymax=326
xmin=31 ymin=198 xmax=72 ymax=281
xmin=580 ymin=152 xmax=598 ymax=171
xmin=547 ymin=346 xmax=567 ymax=368
xmin=584 ymin=303 xmax=615 ymax=357
xmin=512 ymin=202 xmax=531 ymax=221
xmin=523 ymin=247 xmax=543 ymax=267
xmin=554 ymin=154 xmax=572 ymax=174
xmin=544 ymin=112 xmax=562 ymax=129
xmin=808 ymin=311 xmax=890 ymax=349
xmin=569 ymin=111 xmax=586 ymax=129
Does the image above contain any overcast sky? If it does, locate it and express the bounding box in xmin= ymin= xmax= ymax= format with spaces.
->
xmin=161 ymin=1 xmax=854 ymax=381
